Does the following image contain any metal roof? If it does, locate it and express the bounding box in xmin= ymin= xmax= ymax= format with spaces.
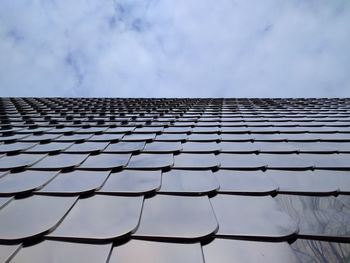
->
xmin=0 ymin=97 xmax=349 ymax=262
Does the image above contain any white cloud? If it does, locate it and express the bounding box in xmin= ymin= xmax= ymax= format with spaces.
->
xmin=0 ymin=0 xmax=349 ymax=97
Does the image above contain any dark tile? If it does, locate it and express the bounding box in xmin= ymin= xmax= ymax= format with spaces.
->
xmin=304 ymin=154 xmax=350 ymax=169
xmin=25 ymin=142 xmax=73 ymax=153
xmin=159 ymin=170 xmax=219 ymax=195
xmin=253 ymin=134 xmax=288 ymax=141
xmin=0 ymin=195 xmax=77 ymax=242
xmin=219 ymin=142 xmax=258 ymax=153
xmin=275 ymin=194 xmax=350 ymax=240
xmin=88 ymin=133 xmax=124 ymax=142
xmin=249 ymin=127 xmax=279 ymax=133
xmin=220 ymin=134 xmax=253 ymax=141
xmin=192 ymin=126 xmax=220 ymax=133
xmin=49 ymin=195 xmax=143 ymax=241
xmin=122 ymin=133 xmax=156 ymax=142
xmin=0 ymin=134 xmax=29 ymax=142
xmin=155 ymin=133 xmax=188 ymax=141
xmin=0 ymin=170 xmax=58 ymax=196
xmin=134 ymin=195 xmax=218 ymax=240
xmin=127 ymin=154 xmax=173 ymax=169
xmin=46 ymin=127 xmax=80 ymax=134
xmin=203 ymin=239 xmax=299 ymax=263
xmin=163 ymin=127 xmax=193 ymax=133
xmin=268 ymin=170 xmax=339 ymax=194
xmin=329 ymin=142 xmax=350 ymax=153
xmin=181 ymin=142 xmax=221 ymax=153
xmin=17 ymin=127 xmax=53 ymax=134
xmin=11 ymin=240 xmax=111 ymax=263
xmin=220 ymin=126 xmax=249 ymax=133
xmin=143 ymin=142 xmax=182 ymax=153
xmin=291 ymin=142 xmax=338 ymax=153
xmin=218 ymin=153 xmax=266 ymax=169
xmin=285 ymin=134 xmax=320 ymax=142
xmin=173 ymin=153 xmax=219 ymax=169
xmin=19 ymin=134 xmax=61 ymax=142
xmin=75 ymin=127 xmax=107 ymax=134
xmin=0 ymin=154 xmax=45 ymax=170
xmin=291 ymin=239 xmax=350 ymax=263
xmin=105 ymin=127 xmax=135 ymax=133
xmin=53 ymin=134 xmax=92 ymax=142
xmin=134 ymin=127 xmax=164 ymax=133
xmin=109 ymin=240 xmax=204 ymax=263
xmin=78 ymin=153 xmax=130 ymax=170
xmin=211 ymin=195 xmax=297 ymax=239
xmin=319 ymin=133 xmax=350 ymax=141
xmin=104 ymin=141 xmax=145 ymax=153
xmin=215 ymin=170 xmax=277 ymax=194
xmin=99 ymin=170 xmax=161 ymax=194
xmin=254 ymin=142 xmax=299 ymax=153
xmin=0 ymin=244 xmax=20 ymax=263
xmin=187 ymin=134 xmax=220 ymax=142
xmin=0 ymin=142 xmax=37 ymax=154
xmin=64 ymin=142 xmax=109 ymax=153
xmin=38 ymin=170 xmax=110 ymax=195
xmin=30 ymin=154 xmax=88 ymax=170
xmin=261 ymin=153 xmax=314 ymax=169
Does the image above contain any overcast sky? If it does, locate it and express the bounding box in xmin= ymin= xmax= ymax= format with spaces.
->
xmin=0 ymin=0 xmax=350 ymax=98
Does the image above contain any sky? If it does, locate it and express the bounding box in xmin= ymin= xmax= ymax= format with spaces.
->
xmin=0 ymin=0 xmax=350 ymax=98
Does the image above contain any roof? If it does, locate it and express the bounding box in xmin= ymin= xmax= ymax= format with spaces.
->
xmin=0 ymin=97 xmax=349 ymax=262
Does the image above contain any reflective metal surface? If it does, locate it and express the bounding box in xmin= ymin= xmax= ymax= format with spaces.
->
xmin=0 ymin=197 xmax=12 ymax=208
xmin=160 ymin=170 xmax=219 ymax=194
xmin=100 ymin=170 xmax=160 ymax=194
xmin=11 ymin=240 xmax=111 ymax=263
xmin=110 ymin=240 xmax=204 ymax=263
xmin=38 ymin=170 xmax=110 ymax=195
xmin=267 ymin=170 xmax=339 ymax=194
xmin=218 ymin=153 xmax=266 ymax=169
xmin=50 ymin=195 xmax=143 ymax=241
xmin=211 ymin=195 xmax=297 ymax=239
xmin=275 ymin=194 xmax=350 ymax=239
xmin=135 ymin=195 xmax=218 ymax=240
xmin=25 ymin=142 xmax=73 ymax=153
xmin=0 ymin=244 xmax=20 ymax=263
xmin=127 ymin=154 xmax=174 ymax=169
xmin=0 ymin=154 xmax=45 ymax=170
xmin=104 ymin=141 xmax=145 ymax=153
xmin=0 ymin=98 xmax=350 ymax=262
xmin=78 ymin=153 xmax=131 ymax=170
xmin=64 ymin=142 xmax=109 ymax=153
xmin=0 ymin=195 xmax=77 ymax=241
xmin=0 ymin=142 xmax=36 ymax=153
xmin=173 ymin=153 xmax=219 ymax=169
xmin=0 ymin=170 xmax=58 ymax=195
xmin=291 ymin=239 xmax=350 ymax=263
xmin=203 ymin=238 xmax=299 ymax=263
xmin=30 ymin=154 xmax=88 ymax=170
xmin=215 ymin=170 xmax=277 ymax=194
xmin=143 ymin=142 xmax=182 ymax=153
xmin=181 ymin=142 xmax=221 ymax=153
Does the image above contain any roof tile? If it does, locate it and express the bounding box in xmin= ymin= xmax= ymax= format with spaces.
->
xmin=49 ymin=195 xmax=143 ymax=242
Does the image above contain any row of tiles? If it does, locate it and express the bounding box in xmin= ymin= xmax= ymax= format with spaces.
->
xmin=0 ymin=152 xmax=350 ymax=171
xmin=0 ymin=193 xmax=350 ymax=243
xmin=3 ymin=119 xmax=350 ymax=127
xmin=0 ymin=169 xmax=349 ymax=197
xmin=2 ymin=141 xmax=350 ymax=155
xmin=4 ymin=125 xmax=350 ymax=133
xmin=4 ymin=133 xmax=350 ymax=143
xmin=1 ymin=237 xmax=350 ymax=263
